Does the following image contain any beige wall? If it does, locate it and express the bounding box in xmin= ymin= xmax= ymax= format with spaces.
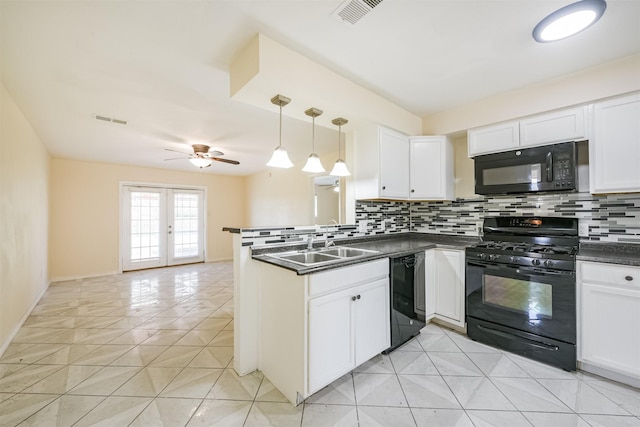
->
xmin=245 ymin=151 xmax=344 ymax=227
xmin=423 ymin=54 xmax=640 ymax=135
xmin=0 ymin=83 xmax=50 ymax=353
xmin=49 ymin=159 xmax=245 ymax=280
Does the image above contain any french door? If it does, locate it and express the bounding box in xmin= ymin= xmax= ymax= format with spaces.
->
xmin=122 ymin=186 xmax=205 ymax=271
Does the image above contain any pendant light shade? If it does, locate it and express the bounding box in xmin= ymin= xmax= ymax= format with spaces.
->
xmin=533 ymin=0 xmax=606 ymax=43
xmin=330 ymin=117 xmax=350 ymax=177
xmin=267 ymin=94 xmax=294 ymax=168
xmin=302 ymin=107 xmax=326 ymax=173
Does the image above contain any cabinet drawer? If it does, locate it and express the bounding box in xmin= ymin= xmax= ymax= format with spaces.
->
xmin=579 ymin=261 xmax=640 ymax=289
xmin=309 ymin=259 xmax=388 ymax=298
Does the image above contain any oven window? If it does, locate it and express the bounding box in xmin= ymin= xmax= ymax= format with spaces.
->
xmin=483 ymin=274 xmax=552 ymax=319
xmin=482 ymin=164 xmax=542 ymax=185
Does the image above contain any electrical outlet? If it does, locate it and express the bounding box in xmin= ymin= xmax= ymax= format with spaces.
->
xmin=578 ymin=222 xmax=589 ymax=237
xmin=359 ymin=220 xmax=369 ymax=233
xmin=380 ymin=220 xmax=386 ymax=231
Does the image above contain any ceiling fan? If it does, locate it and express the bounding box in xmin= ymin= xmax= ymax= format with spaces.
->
xmin=164 ymin=144 xmax=240 ymax=168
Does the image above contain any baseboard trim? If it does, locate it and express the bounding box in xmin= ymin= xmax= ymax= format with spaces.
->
xmin=578 ymin=360 xmax=640 ymax=388
xmin=50 ymin=270 xmax=120 ymax=283
xmin=0 ymin=280 xmax=51 ymax=358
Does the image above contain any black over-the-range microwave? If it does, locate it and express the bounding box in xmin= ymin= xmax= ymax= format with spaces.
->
xmin=474 ymin=141 xmax=578 ymax=195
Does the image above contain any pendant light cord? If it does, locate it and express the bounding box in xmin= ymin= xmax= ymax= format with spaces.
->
xmin=312 ymin=116 xmax=316 ymax=152
xmin=338 ymin=123 xmax=342 ymax=158
xmin=278 ymin=104 xmax=283 ymax=148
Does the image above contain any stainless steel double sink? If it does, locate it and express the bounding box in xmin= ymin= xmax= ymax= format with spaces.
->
xmin=268 ymin=246 xmax=379 ymax=266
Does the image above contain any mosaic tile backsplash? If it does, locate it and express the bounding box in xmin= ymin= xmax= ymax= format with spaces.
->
xmin=237 ymin=192 xmax=640 ymax=247
xmin=356 ymin=192 xmax=640 ymax=244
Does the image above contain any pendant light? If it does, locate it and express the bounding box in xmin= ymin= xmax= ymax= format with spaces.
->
xmin=533 ymin=0 xmax=606 ymax=43
xmin=330 ymin=117 xmax=350 ymax=177
xmin=302 ymin=107 xmax=325 ymax=173
xmin=267 ymin=94 xmax=294 ymax=168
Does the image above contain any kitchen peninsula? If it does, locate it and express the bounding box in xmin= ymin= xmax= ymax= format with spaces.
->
xmin=224 ymin=226 xmax=478 ymax=404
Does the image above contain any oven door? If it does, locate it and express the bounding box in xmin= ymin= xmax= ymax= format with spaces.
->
xmin=466 ymin=259 xmax=576 ymax=344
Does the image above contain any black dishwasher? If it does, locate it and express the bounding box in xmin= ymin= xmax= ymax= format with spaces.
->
xmin=385 ymin=252 xmax=426 ymax=352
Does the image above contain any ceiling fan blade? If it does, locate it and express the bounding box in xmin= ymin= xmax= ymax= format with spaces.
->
xmin=212 ymin=157 xmax=240 ymax=165
xmin=164 ymin=148 xmax=191 ymax=155
xmin=208 ymin=150 xmax=224 ymax=157
xmin=164 ymin=156 xmax=189 ymax=161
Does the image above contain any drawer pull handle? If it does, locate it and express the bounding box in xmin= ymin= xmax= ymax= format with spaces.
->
xmin=625 ymin=276 xmax=633 ymax=281
xmin=351 ymin=296 xmax=357 ymax=301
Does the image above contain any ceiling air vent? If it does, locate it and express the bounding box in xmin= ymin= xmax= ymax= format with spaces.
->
xmin=332 ymin=0 xmax=384 ymax=25
xmin=94 ymin=114 xmax=127 ymax=125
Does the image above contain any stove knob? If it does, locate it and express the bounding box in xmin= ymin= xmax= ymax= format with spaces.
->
xmin=488 ymin=254 xmax=495 ymax=261
xmin=544 ymin=260 xmax=554 ymax=268
xmin=510 ymin=256 xmax=519 ymax=263
xmin=478 ymin=253 xmax=487 ymax=260
xmin=531 ymin=259 xmax=541 ymax=266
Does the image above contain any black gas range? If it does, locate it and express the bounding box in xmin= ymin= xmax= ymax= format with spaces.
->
xmin=465 ymin=216 xmax=579 ymax=371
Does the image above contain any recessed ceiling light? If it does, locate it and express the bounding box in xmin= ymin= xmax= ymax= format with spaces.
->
xmin=533 ymin=0 xmax=606 ymax=43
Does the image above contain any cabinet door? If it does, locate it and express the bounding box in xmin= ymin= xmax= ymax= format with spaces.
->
xmin=581 ymin=283 xmax=640 ymax=378
xmin=354 ymin=278 xmax=390 ymax=366
xmin=434 ymin=249 xmax=465 ymax=325
xmin=308 ymin=288 xmax=355 ymax=394
xmin=468 ymin=121 xmax=519 ymax=157
xmin=379 ymin=127 xmax=410 ymax=198
xmin=519 ymin=107 xmax=587 ymax=148
xmin=590 ymin=92 xmax=640 ymax=194
xmin=409 ymin=136 xmax=453 ymax=200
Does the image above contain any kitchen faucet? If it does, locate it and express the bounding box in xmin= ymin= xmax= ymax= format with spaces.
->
xmin=307 ymin=234 xmax=314 ymax=251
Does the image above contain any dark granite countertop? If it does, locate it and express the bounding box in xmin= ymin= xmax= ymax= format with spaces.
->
xmin=577 ymin=242 xmax=640 ymax=267
xmin=252 ymin=233 xmax=480 ymax=275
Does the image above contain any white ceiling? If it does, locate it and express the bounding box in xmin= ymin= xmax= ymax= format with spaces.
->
xmin=2 ymin=0 xmax=639 ymax=176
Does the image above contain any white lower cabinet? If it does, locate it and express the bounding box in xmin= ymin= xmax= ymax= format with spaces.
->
xmin=425 ymin=248 xmax=465 ymax=328
xmin=258 ymin=258 xmax=389 ymax=405
xmin=578 ymin=261 xmax=640 ymax=386
xmin=308 ymin=278 xmax=389 ymax=393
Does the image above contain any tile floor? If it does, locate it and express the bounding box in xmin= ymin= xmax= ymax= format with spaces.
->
xmin=0 ymin=261 xmax=639 ymax=426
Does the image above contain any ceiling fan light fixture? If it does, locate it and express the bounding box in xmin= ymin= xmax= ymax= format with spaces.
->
xmin=533 ymin=0 xmax=606 ymax=43
xmin=189 ymin=157 xmax=213 ymax=168
xmin=302 ymin=107 xmax=325 ymax=173
xmin=330 ymin=117 xmax=351 ymax=177
xmin=267 ymin=94 xmax=294 ymax=169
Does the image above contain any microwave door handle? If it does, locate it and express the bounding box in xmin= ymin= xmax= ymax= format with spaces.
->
xmin=546 ymin=152 xmax=553 ymax=182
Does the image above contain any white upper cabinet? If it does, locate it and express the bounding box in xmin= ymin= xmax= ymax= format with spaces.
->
xmin=409 ymin=136 xmax=454 ymax=200
xmin=590 ymin=92 xmax=640 ymax=194
xmin=355 ymin=126 xmax=454 ymax=201
xmin=519 ymin=106 xmax=587 ymax=147
xmin=379 ymin=126 xmax=410 ymax=199
xmin=468 ymin=106 xmax=588 ymax=157
xmin=468 ymin=121 xmax=519 ymax=157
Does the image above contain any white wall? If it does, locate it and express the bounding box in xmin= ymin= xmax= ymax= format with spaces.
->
xmin=0 ymin=83 xmax=50 ymax=354
xmin=49 ymin=159 xmax=246 ymax=281
xmin=245 ymin=151 xmax=345 ymax=227
xmin=423 ymin=54 xmax=640 ymax=135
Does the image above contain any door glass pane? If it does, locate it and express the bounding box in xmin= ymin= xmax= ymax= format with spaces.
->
xmin=483 ymin=274 xmax=552 ymax=319
xmin=130 ymin=191 xmax=161 ymax=262
xmin=173 ymin=193 xmax=200 ymax=259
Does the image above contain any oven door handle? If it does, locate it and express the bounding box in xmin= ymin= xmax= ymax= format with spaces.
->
xmin=466 ymin=259 xmax=575 ymax=278
xmin=546 ymin=151 xmax=553 ymax=182
xmin=476 ymin=324 xmax=560 ymax=352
